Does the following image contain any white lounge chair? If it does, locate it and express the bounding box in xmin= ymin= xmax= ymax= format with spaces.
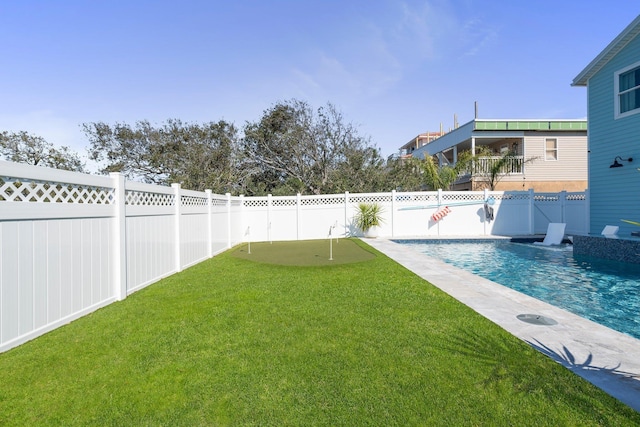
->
xmin=533 ymin=223 xmax=566 ymax=246
xmin=601 ymin=225 xmax=619 ymax=238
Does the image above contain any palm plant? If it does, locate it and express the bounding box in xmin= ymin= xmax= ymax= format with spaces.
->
xmin=421 ymin=151 xmax=475 ymax=190
xmin=354 ymin=202 xmax=384 ymax=233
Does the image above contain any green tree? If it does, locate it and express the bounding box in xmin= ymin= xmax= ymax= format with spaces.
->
xmin=82 ymin=119 xmax=242 ymax=193
xmin=329 ymin=146 xmax=387 ymax=193
xmin=0 ymin=131 xmax=86 ymax=172
xmin=420 ymin=150 xmax=475 ymax=190
xmin=384 ymin=157 xmax=428 ymax=192
xmin=242 ymin=99 xmax=384 ymax=195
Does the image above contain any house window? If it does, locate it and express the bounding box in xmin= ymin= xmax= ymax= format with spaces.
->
xmin=545 ymin=138 xmax=557 ymax=161
xmin=615 ymin=61 xmax=640 ymax=118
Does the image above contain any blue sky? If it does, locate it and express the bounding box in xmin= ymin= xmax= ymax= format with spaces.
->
xmin=1 ymin=1 xmax=639 ymax=165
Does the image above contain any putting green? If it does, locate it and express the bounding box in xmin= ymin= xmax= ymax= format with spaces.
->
xmin=230 ymin=238 xmax=377 ymax=266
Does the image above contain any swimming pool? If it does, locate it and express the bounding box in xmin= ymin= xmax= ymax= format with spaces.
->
xmin=395 ymin=239 xmax=640 ymax=340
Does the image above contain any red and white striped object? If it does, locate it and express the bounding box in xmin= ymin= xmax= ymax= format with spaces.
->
xmin=431 ymin=206 xmax=451 ymax=221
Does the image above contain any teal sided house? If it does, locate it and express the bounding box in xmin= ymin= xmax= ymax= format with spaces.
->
xmin=573 ymin=15 xmax=640 ymax=236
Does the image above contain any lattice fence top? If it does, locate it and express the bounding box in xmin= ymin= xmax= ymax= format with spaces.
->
xmin=244 ymin=198 xmax=269 ymax=208
xmin=211 ymin=197 xmax=228 ymax=206
xmin=566 ymin=193 xmax=586 ymax=201
xmin=348 ymin=194 xmax=392 ymax=204
xmin=441 ymin=193 xmax=485 ymax=203
xmin=395 ymin=193 xmax=438 ymax=203
xmin=488 ymin=192 xmax=526 ymax=201
xmin=300 ymin=196 xmax=345 ymax=206
xmin=271 ymin=198 xmax=297 ymax=207
xmin=181 ymin=195 xmax=208 ymax=207
xmin=126 ymin=190 xmax=175 ymax=206
xmin=0 ymin=169 xmax=586 ymax=214
xmin=0 ymin=178 xmax=114 ymax=204
xmin=534 ymin=194 xmax=560 ymax=202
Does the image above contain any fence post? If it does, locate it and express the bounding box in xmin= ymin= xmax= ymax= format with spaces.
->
xmin=206 ymin=189 xmax=213 ymax=258
xmin=437 ymin=189 xmax=443 ymax=236
xmin=483 ymin=188 xmax=490 ymax=236
xmin=529 ymin=188 xmax=535 ymax=234
xmin=344 ymin=191 xmax=350 ymax=237
xmin=239 ymin=194 xmax=245 ymax=243
xmin=267 ymin=194 xmax=272 ymax=243
xmin=226 ymin=193 xmax=232 ymax=248
xmin=391 ymin=190 xmax=396 ymax=237
xmin=296 ymin=193 xmax=301 ymax=240
xmin=110 ymin=172 xmax=127 ymax=301
xmin=172 ymin=183 xmax=182 ymax=272
xmin=560 ymin=190 xmax=567 ymax=223
xmin=585 ymin=189 xmax=591 ymax=235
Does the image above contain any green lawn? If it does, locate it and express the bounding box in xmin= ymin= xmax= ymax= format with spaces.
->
xmin=231 ymin=238 xmax=377 ymax=266
xmin=0 ymin=239 xmax=638 ymax=426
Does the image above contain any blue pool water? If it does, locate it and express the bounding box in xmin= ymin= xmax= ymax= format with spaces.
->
xmin=396 ymin=239 xmax=640 ymax=340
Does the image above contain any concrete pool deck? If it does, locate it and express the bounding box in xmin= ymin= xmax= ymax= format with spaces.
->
xmin=364 ymin=238 xmax=640 ymax=413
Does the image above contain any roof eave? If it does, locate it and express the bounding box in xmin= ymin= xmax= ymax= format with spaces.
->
xmin=572 ymin=14 xmax=640 ymax=87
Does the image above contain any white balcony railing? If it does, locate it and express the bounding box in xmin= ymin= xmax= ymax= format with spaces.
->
xmin=475 ymin=156 xmax=524 ymax=174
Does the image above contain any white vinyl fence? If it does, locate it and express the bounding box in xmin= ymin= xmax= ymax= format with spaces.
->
xmin=0 ymin=160 xmax=588 ymax=352
xmin=240 ymin=189 xmax=588 ymax=241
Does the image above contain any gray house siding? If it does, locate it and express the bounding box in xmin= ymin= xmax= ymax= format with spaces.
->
xmin=587 ymin=33 xmax=640 ymax=235
xmin=521 ymin=133 xmax=587 ymax=182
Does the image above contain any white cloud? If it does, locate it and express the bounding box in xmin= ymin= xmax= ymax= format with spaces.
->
xmin=395 ymin=1 xmax=498 ymax=59
xmin=287 ymin=45 xmax=398 ymax=105
xmin=396 ymin=1 xmax=448 ymax=59
xmin=459 ymin=17 xmax=499 ymax=57
xmin=284 ymin=10 xmax=418 ymax=103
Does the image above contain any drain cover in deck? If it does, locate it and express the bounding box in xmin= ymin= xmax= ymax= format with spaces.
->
xmin=516 ymin=314 xmax=558 ymax=325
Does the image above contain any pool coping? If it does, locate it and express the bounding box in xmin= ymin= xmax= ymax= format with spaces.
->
xmin=363 ymin=237 xmax=640 ymax=413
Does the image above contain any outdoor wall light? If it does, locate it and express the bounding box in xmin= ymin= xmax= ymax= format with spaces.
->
xmin=610 ymin=156 xmax=633 ymax=168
